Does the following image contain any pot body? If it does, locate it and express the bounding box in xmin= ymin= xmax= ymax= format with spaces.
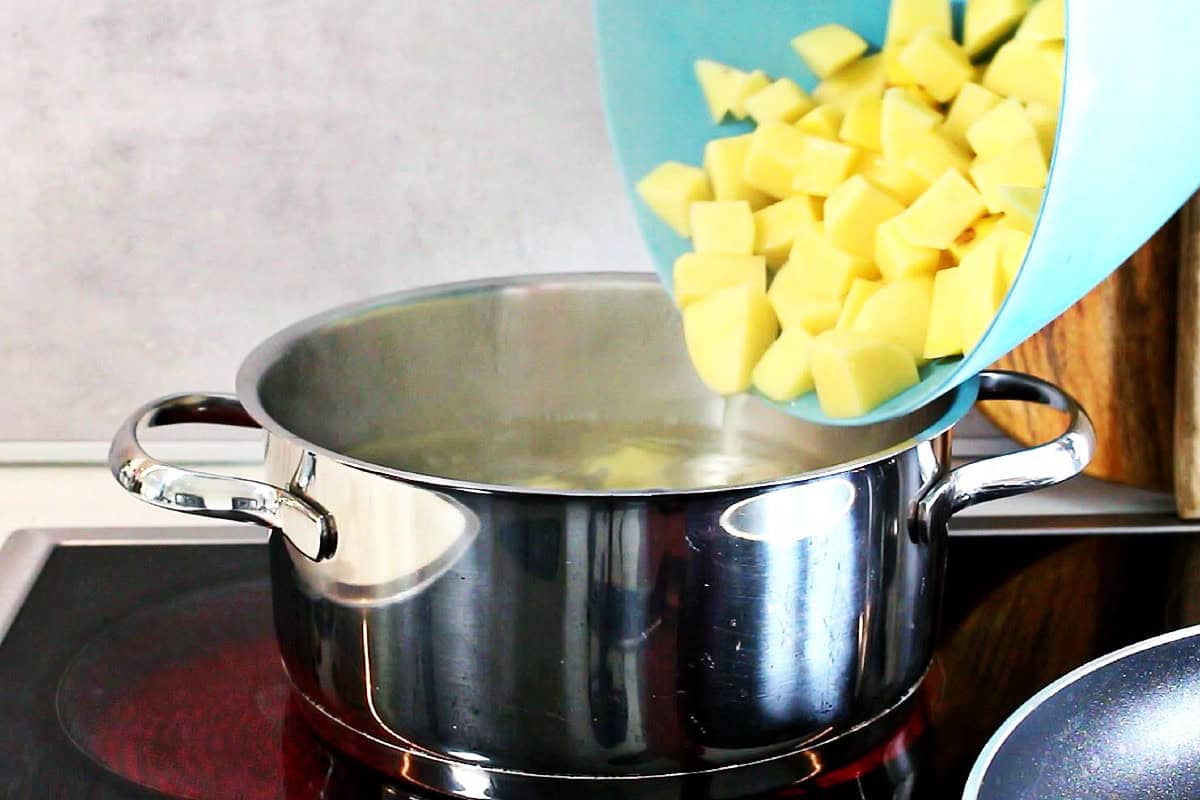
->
xmin=109 ymin=274 xmax=1095 ymax=799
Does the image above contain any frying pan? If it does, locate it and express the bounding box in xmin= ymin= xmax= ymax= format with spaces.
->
xmin=962 ymin=625 xmax=1200 ymax=799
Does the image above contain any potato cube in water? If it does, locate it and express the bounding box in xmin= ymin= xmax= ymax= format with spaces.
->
xmin=682 ymin=284 xmax=779 ymax=394
xmin=636 ymin=162 xmax=711 ymax=237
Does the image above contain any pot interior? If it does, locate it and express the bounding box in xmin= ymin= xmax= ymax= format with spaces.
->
xmin=241 ymin=274 xmax=963 ymax=491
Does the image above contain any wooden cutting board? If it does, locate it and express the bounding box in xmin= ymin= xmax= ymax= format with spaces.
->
xmin=979 ymin=207 xmax=1186 ymax=493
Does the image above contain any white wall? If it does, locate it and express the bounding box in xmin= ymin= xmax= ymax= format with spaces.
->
xmin=1 ymin=0 xmax=648 ymax=440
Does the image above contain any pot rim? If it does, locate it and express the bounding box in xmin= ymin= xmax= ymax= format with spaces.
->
xmin=236 ymin=271 xmax=979 ymax=498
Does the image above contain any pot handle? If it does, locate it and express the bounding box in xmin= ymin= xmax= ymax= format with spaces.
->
xmin=916 ymin=371 xmax=1096 ymax=539
xmin=108 ymin=393 xmax=336 ymax=562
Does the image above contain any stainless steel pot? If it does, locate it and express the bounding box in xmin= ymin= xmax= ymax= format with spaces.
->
xmin=109 ymin=274 xmax=1094 ymax=800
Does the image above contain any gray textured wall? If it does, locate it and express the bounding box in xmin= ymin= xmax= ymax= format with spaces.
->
xmin=3 ymin=1 xmax=646 ymax=440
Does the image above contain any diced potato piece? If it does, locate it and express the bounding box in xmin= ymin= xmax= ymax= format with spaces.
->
xmin=840 ymin=93 xmax=883 ymax=151
xmin=895 ymin=169 xmax=987 ymax=248
xmin=792 ymin=136 xmax=860 ymax=197
xmin=1024 ymin=102 xmax=1059 ymax=159
xmin=877 ymin=217 xmax=940 ymax=280
xmin=901 ymin=129 xmax=973 ymax=184
xmin=970 ymin=137 xmax=1048 ymax=211
xmin=636 ymin=162 xmax=711 ymax=237
xmin=791 ymin=24 xmax=870 ymax=79
xmin=682 ymin=284 xmax=779 ymax=394
xmin=777 ymin=227 xmax=879 ymax=299
xmin=881 ymin=87 xmax=944 ymax=162
xmin=966 ymin=99 xmax=1039 ymax=158
xmin=746 ymin=77 xmax=816 ymax=124
xmin=753 ymin=195 xmax=822 ymax=268
xmin=704 ymin=134 xmax=774 ymax=210
xmin=923 ymin=267 xmax=966 ymax=358
xmin=810 ymin=331 xmax=920 ymax=418
xmin=1016 ymin=0 xmax=1065 ymax=42
xmin=983 ymin=40 xmax=1064 ymax=109
xmin=744 ymin=122 xmax=810 ymax=198
xmin=586 ymin=443 xmax=675 ymax=490
xmin=694 ymin=60 xmax=740 ymax=123
xmin=886 ymin=0 xmax=953 ymax=43
xmin=948 ymin=214 xmax=1003 ymax=262
xmin=898 ymin=30 xmax=973 ymax=103
xmin=964 ymin=0 xmax=1031 ymax=58
xmin=673 ymin=253 xmax=766 ymax=307
xmin=858 ymin=152 xmax=929 ymax=204
xmin=998 ymin=224 xmax=1032 ymax=283
xmin=958 ymin=236 xmax=1011 ymax=350
xmin=992 ymin=185 xmax=1044 ymax=232
xmin=767 ymin=277 xmax=842 ymax=334
xmin=852 ymin=276 xmax=935 ymax=359
xmin=797 ymin=104 xmax=845 ymax=139
xmin=814 ymin=54 xmax=886 ymax=110
xmin=752 ymin=328 xmax=816 ymax=402
xmin=835 ymin=279 xmax=884 ymax=331
xmin=942 ymin=83 xmax=1003 ymax=148
xmin=729 ymin=70 xmax=772 ymax=119
xmin=883 ymin=44 xmax=921 ymax=87
xmin=690 ymin=201 xmax=755 ymax=254
xmin=824 ymin=175 xmax=906 ymax=260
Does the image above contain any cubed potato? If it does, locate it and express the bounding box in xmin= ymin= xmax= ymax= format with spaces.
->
xmin=813 ymin=54 xmax=886 ymax=110
xmin=753 ymin=195 xmax=822 ymax=268
xmin=824 ymin=175 xmax=906 ymax=260
xmin=898 ymin=30 xmax=974 ymax=103
xmin=746 ymin=77 xmax=816 ymax=124
xmin=729 ymin=70 xmax=772 ymax=119
xmin=948 ymin=214 xmax=1003 ymax=262
xmin=777 ymin=227 xmax=879 ymax=299
xmin=970 ymin=137 xmax=1048 ymax=211
xmin=791 ymin=24 xmax=870 ymax=79
xmin=1024 ymin=102 xmax=1059 ymax=159
xmin=991 ymin=185 xmax=1044 ymax=232
xmin=858 ymin=152 xmax=929 ymax=204
xmin=585 ymin=443 xmax=675 ymax=490
xmin=886 ymin=0 xmax=953 ymax=43
xmin=1016 ymin=0 xmax=1065 ymax=42
xmin=793 ymin=136 xmax=861 ymax=197
xmin=839 ymin=93 xmax=883 ymax=151
xmin=983 ymin=40 xmax=1064 ymax=109
xmin=682 ymin=284 xmax=780 ymax=394
xmin=876 ymin=217 xmax=941 ymax=280
xmin=881 ymin=87 xmax=944 ymax=162
xmin=964 ymin=0 xmax=1031 ymax=58
xmin=958 ymin=235 xmax=1011 ymax=350
xmin=835 ymin=279 xmax=884 ymax=331
xmin=694 ymin=60 xmax=741 ymax=123
xmin=797 ymin=104 xmax=845 ymax=139
xmin=923 ymin=267 xmax=966 ymax=358
xmin=852 ymin=276 xmax=935 ymax=359
xmin=690 ymin=201 xmax=756 ymax=254
xmin=744 ymin=122 xmax=810 ymax=198
xmin=883 ymin=44 xmax=921 ymax=87
xmin=966 ymin=99 xmax=1039 ymax=157
xmin=636 ymin=162 xmax=712 ymax=237
xmin=895 ymin=169 xmax=987 ymax=248
xmin=942 ymin=82 xmax=1003 ymax=148
xmin=997 ymin=224 xmax=1032 ymax=282
xmin=704 ymin=134 xmax=774 ymax=210
xmin=767 ymin=274 xmax=843 ymax=333
xmin=810 ymin=331 xmax=920 ymax=418
xmin=901 ymin=129 xmax=973 ymax=184
xmin=673 ymin=253 xmax=767 ymax=308
xmin=751 ymin=327 xmax=816 ymax=402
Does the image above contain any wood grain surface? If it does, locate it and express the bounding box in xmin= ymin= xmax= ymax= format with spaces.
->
xmin=1174 ymin=194 xmax=1200 ymax=516
xmin=979 ymin=212 xmax=1184 ymax=491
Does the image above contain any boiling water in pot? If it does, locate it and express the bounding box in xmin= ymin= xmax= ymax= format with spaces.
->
xmin=349 ymin=414 xmax=815 ymax=491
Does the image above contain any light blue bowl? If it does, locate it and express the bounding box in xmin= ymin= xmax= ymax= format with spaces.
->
xmin=595 ymin=0 xmax=1200 ymax=425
